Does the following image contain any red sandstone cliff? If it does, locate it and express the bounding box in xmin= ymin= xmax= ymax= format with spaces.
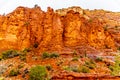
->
xmin=0 ymin=6 xmax=117 ymax=53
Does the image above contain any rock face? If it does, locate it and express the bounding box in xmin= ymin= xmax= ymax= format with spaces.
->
xmin=0 ymin=6 xmax=118 ymax=53
xmin=56 ymin=6 xmax=120 ymax=49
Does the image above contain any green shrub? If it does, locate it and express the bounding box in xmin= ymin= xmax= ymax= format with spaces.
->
xmin=19 ymin=48 xmax=31 ymax=61
xmin=85 ymin=59 xmax=96 ymax=69
xmin=79 ymin=66 xmax=90 ymax=73
xmin=71 ymin=57 xmax=79 ymax=61
xmin=9 ymin=69 xmax=20 ymax=76
xmin=29 ymin=65 xmax=47 ymax=80
xmin=42 ymin=52 xmax=59 ymax=59
xmin=63 ymin=65 xmax=90 ymax=73
xmin=19 ymin=53 xmax=26 ymax=61
xmin=62 ymin=66 xmax=71 ymax=72
xmin=1 ymin=50 xmax=19 ymax=59
xmin=109 ymin=55 xmax=120 ymax=76
xmin=96 ymin=57 xmax=103 ymax=62
xmin=22 ymin=48 xmax=31 ymax=53
xmin=42 ymin=52 xmax=50 ymax=59
xmin=50 ymin=52 xmax=59 ymax=58
xmin=63 ymin=66 xmax=80 ymax=73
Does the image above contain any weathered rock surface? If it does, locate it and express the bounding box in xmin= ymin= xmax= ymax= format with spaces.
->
xmin=56 ymin=6 xmax=120 ymax=49
xmin=0 ymin=6 xmax=118 ymax=53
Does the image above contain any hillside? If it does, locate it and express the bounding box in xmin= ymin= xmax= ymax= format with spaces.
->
xmin=0 ymin=6 xmax=120 ymax=80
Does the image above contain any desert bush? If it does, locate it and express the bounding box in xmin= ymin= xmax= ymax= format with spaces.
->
xmin=9 ymin=69 xmax=20 ymax=76
xmin=42 ymin=52 xmax=50 ymax=59
xmin=109 ymin=54 xmax=120 ymax=76
xmin=85 ymin=59 xmax=96 ymax=69
xmin=71 ymin=57 xmax=79 ymax=61
xmin=79 ymin=66 xmax=90 ymax=73
xmin=19 ymin=48 xmax=31 ymax=61
xmin=29 ymin=65 xmax=47 ymax=80
xmin=50 ymin=52 xmax=59 ymax=58
xmin=22 ymin=48 xmax=31 ymax=53
xmin=96 ymin=57 xmax=103 ymax=62
xmin=63 ymin=65 xmax=90 ymax=73
xmin=63 ymin=66 xmax=80 ymax=73
xmin=0 ymin=49 xmax=19 ymax=60
xmin=42 ymin=52 xmax=59 ymax=59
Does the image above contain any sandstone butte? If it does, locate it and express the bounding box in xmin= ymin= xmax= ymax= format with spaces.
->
xmin=0 ymin=6 xmax=118 ymax=52
xmin=0 ymin=6 xmax=120 ymax=80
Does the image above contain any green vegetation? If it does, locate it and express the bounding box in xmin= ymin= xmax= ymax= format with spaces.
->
xmin=71 ymin=57 xmax=79 ymax=61
xmin=63 ymin=66 xmax=79 ymax=72
xmin=20 ymin=53 xmax=26 ymax=61
xmin=22 ymin=48 xmax=31 ymax=53
xmin=63 ymin=65 xmax=90 ymax=73
xmin=42 ymin=52 xmax=50 ymax=59
xmin=19 ymin=53 xmax=26 ymax=61
xmin=79 ymin=66 xmax=90 ymax=73
xmin=0 ymin=49 xmax=19 ymax=60
xmin=49 ymin=52 xmax=59 ymax=58
xmin=9 ymin=69 xmax=20 ymax=76
xmin=19 ymin=48 xmax=31 ymax=61
xmin=42 ymin=52 xmax=59 ymax=59
xmin=109 ymin=54 xmax=120 ymax=76
xmin=85 ymin=60 xmax=96 ymax=69
xmin=0 ymin=48 xmax=31 ymax=61
xmin=29 ymin=65 xmax=47 ymax=80
xmin=96 ymin=57 xmax=103 ymax=62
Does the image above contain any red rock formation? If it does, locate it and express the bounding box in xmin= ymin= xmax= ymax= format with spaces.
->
xmin=0 ymin=6 xmax=117 ymax=53
xmin=56 ymin=6 xmax=120 ymax=49
xmin=62 ymin=10 xmax=115 ymax=50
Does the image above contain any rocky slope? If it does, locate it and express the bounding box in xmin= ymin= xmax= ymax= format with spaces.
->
xmin=0 ymin=6 xmax=120 ymax=79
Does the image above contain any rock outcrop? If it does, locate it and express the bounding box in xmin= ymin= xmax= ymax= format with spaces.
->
xmin=0 ymin=6 xmax=118 ymax=53
xmin=56 ymin=6 xmax=120 ymax=49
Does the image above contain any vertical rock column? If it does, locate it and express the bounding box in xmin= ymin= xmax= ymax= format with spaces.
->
xmin=38 ymin=7 xmax=63 ymax=52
